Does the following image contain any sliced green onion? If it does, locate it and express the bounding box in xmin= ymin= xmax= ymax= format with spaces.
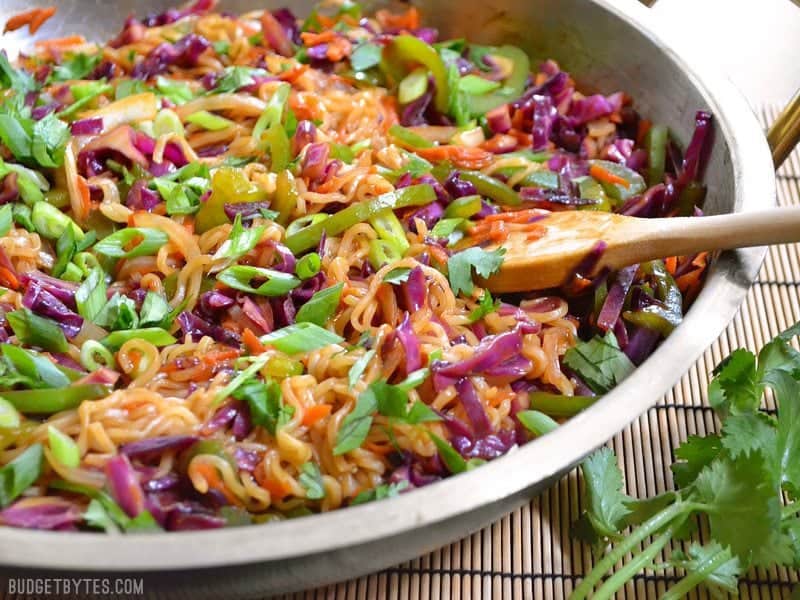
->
xmin=517 ymin=410 xmax=559 ymax=436
xmin=217 ymin=265 xmax=300 ymax=296
xmin=388 ymin=124 xmax=434 ymax=149
xmin=261 ymin=322 xmax=344 ymax=354
xmin=212 ymin=214 xmax=265 ymax=263
xmin=48 ymin=426 xmax=80 ymax=468
xmin=101 ymin=327 xmax=176 ymax=351
xmin=6 ymin=308 xmax=68 ymax=353
xmin=0 ymin=443 xmax=43 ymax=507
xmin=295 ymin=283 xmax=343 ymax=327
xmin=155 ymin=76 xmax=194 ymax=105
xmin=285 ymin=185 xmax=435 ymax=254
xmin=444 ymin=194 xmax=482 ymax=219
xmin=0 ymin=398 xmax=20 ymax=429
xmin=1 ymin=344 xmax=71 ymax=389
xmin=30 ymin=201 xmax=83 ymax=240
xmin=74 ymin=252 xmax=100 ymax=277
xmin=286 ymin=213 xmax=329 ymax=238
xmin=264 ymin=122 xmax=291 ymax=171
xmin=51 ymin=225 xmax=77 ymax=278
xmin=0 ymin=205 xmax=12 ymax=237
xmin=75 ymin=267 xmax=107 ymax=321
xmin=398 ymin=67 xmax=429 ymax=104
xmin=295 ymin=252 xmax=321 ymax=280
xmin=429 ymin=432 xmax=467 ymax=474
xmin=186 ymin=110 xmax=234 ymax=131
xmin=153 ymin=109 xmax=185 ymax=137
xmin=94 ymin=228 xmax=169 ymax=258
xmin=252 ymin=82 xmax=290 ymax=144
xmin=139 ymin=291 xmax=171 ymax=328
xmin=2 ymin=385 xmax=110 ymax=414
xmin=80 ymin=340 xmax=116 ymax=371
xmin=214 ymin=353 xmax=271 ymax=405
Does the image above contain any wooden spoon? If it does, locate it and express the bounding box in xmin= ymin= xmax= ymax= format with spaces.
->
xmin=481 ymin=207 xmax=800 ymax=293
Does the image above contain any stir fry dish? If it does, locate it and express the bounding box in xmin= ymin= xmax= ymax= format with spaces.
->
xmin=0 ymin=0 xmax=712 ymax=532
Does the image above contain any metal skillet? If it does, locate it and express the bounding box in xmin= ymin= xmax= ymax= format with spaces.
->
xmin=0 ymin=0 xmax=791 ymax=596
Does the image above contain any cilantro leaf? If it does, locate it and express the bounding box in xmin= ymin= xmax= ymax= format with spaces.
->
xmin=579 ymin=447 xmax=631 ymax=540
xmin=763 ymin=369 xmax=800 ymax=496
xmin=298 ymin=462 xmax=326 ymax=500
xmin=709 ymin=348 xmax=759 ymax=416
xmin=333 ymin=387 xmax=377 ymax=455
xmin=446 ymin=247 xmax=505 ymax=296
xmin=0 ymin=52 xmax=36 ymax=94
xmin=350 ymin=480 xmax=408 ymax=505
xmin=212 ymin=214 xmax=265 ymax=264
xmin=469 ymin=290 xmax=500 ymax=323
xmin=429 ymin=432 xmax=467 ymax=474
xmin=50 ymin=53 xmax=101 ymax=82
xmin=721 ymin=413 xmax=776 ymax=461
xmin=671 ymin=434 xmax=723 ymax=489
xmin=693 ymin=451 xmax=784 ymax=567
xmin=563 ymin=331 xmax=635 ymax=395
xmin=232 ymin=378 xmax=292 ymax=436
xmin=295 ymin=283 xmax=343 ymax=327
xmin=383 ymin=267 xmax=411 ymax=285
xmin=31 ymin=113 xmax=70 ymax=168
xmin=213 ymin=66 xmax=267 ymax=94
xmin=668 ymin=542 xmax=741 ymax=596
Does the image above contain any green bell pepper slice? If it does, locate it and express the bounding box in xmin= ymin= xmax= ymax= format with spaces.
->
xmin=384 ymin=35 xmax=450 ymax=114
xmin=458 ymin=171 xmax=520 ymax=206
xmin=467 ymin=45 xmax=530 ymax=116
xmin=645 ymin=124 xmax=668 ymax=186
xmin=2 ymin=384 xmax=111 ymax=414
xmin=284 ymin=184 xmax=436 ymax=254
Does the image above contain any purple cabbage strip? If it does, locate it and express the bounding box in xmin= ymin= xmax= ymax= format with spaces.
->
xmin=301 ymin=143 xmax=329 ymax=183
xmin=22 ymin=282 xmax=83 ymax=338
xmin=120 ymin=435 xmax=198 ymax=461
xmin=105 ymin=454 xmax=145 ymax=518
xmin=141 ymin=0 xmax=214 ymax=27
xmin=223 ymin=201 xmax=272 ymax=221
xmin=530 ymin=95 xmax=557 ymax=151
xmin=452 ymin=429 xmax=516 ymax=460
xmin=444 ymin=172 xmax=477 ymax=200
xmin=400 ymin=90 xmax=433 ymax=127
xmin=624 ymin=327 xmax=660 ymax=366
xmin=455 ymin=377 xmax=491 ymax=437
xmin=234 ymin=447 xmax=260 ymax=472
xmin=400 ymin=266 xmax=427 ymax=312
xmin=19 ymin=271 xmax=78 ymax=307
xmin=395 ymin=312 xmax=422 ymax=373
xmin=177 ymin=311 xmax=241 ymax=346
xmin=432 ymin=324 xmax=528 ymax=386
xmin=620 ymin=183 xmax=666 ymax=218
xmin=407 ymin=201 xmax=444 ymax=233
xmin=199 ymin=290 xmax=235 ymax=313
xmin=269 ymin=241 xmax=297 ymax=273
xmin=271 ymin=8 xmax=301 ymax=45
xmin=131 ymin=34 xmax=211 ymax=80
xmin=0 ymin=498 xmax=82 ymax=530
xmin=203 ymin=400 xmax=240 ymax=434
xmin=597 ymin=265 xmax=638 ymax=332
xmin=292 ymin=120 xmax=317 ymax=156
xmin=70 ymin=117 xmax=103 ymax=136
xmin=126 ymin=179 xmax=162 ymax=211
xmin=677 ymin=110 xmax=714 ymax=188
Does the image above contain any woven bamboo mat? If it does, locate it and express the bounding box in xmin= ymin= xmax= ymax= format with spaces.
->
xmin=276 ymin=106 xmax=800 ymax=600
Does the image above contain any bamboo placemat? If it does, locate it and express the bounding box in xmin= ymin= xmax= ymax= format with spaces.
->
xmin=276 ymin=106 xmax=800 ymax=600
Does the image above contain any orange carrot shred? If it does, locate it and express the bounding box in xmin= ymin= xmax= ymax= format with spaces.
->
xmin=302 ymin=404 xmax=332 ymax=427
xmin=589 ymin=164 xmax=630 ymax=189
xmin=664 ymin=256 xmax=678 ymax=275
xmin=242 ymin=328 xmax=266 ymax=355
xmin=4 ymin=7 xmax=56 ymax=34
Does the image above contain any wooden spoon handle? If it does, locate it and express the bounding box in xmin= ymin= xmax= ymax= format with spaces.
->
xmin=603 ymin=206 xmax=800 ymax=269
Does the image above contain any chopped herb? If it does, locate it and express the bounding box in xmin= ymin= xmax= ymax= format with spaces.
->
xmin=299 ymin=462 xmax=326 ymax=500
xmin=295 ymin=283 xmax=343 ymax=327
xmin=446 ymin=247 xmax=506 ymax=296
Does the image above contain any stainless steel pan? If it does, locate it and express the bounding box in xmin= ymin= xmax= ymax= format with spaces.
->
xmin=0 ymin=0 xmax=782 ymax=596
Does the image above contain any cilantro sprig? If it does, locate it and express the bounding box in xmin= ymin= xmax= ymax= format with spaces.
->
xmin=571 ymin=323 xmax=800 ymax=599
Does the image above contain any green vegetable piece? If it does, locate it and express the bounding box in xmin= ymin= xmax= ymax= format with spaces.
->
xmin=48 ymin=426 xmax=80 ymax=468
xmin=444 ymin=194 xmax=482 ymax=219
xmin=459 ymin=74 xmax=501 ymax=95
xmin=1 ymin=384 xmax=110 ymax=414
xmin=446 ymin=246 xmax=506 ymax=296
xmin=528 ymin=391 xmax=597 ymax=417
xmin=563 ymin=331 xmax=635 ymax=394
xmin=646 ymin=124 xmax=668 ymax=186
xmin=347 ymin=348 xmax=376 ymax=389
xmin=588 ymin=159 xmax=646 ymax=202
xmin=195 ymin=167 xmax=268 ymax=233
xmin=186 ymin=110 xmax=233 ymax=131
xmin=285 ymin=184 xmax=435 ymax=254
xmin=6 ymin=308 xmax=68 ymax=353
xmin=295 ymin=252 xmax=321 ymax=280
xmin=295 ymin=283 xmax=343 ymax=327
xmin=350 ymin=42 xmax=382 ymax=71
xmin=466 ymin=45 xmax=530 ymax=116
xmin=30 ymin=201 xmax=82 ymax=240
xmin=94 ymin=227 xmax=168 ymax=258
xmin=101 ymin=328 xmax=176 ymax=351
xmin=261 ymin=322 xmax=344 ymax=355
xmin=429 ymin=432 xmax=467 ymax=474
xmin=334 ymin=386 xmax=377 ymax=455
xmin=385 ymin=35 xmax=449 ymax=113
xmin=299 ymin=462 xmax=326 ymax=500
xmin=468 ymin=290 xmax=500 ymax=323
xmin=459 ymin=170 xmax=520 ymax=206
xmin=75 ymin=267 xmax=107 ymax=321
xmin=388 ymin=124 xmax=434 ymax=149
xmin=398 ymin=67 xmax=429 ymax=104
xmin=0 ymin=397 xmax=20 ymax=429
xmin=217 ymin=265 xmax=300 ymax=296
xmin=0 ymin=443 xmax=43 ymax=507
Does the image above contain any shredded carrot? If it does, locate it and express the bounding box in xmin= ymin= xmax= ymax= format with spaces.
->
xmin=242 ymin=328 xmax=266 ymax=355
xmin=375 ymin=6 xmax=420 ymax=31
xmin=34 ymin=35 xmax=85 ymax=51
xmin=0 ymin=248 xmax=19 ymax=290
xmin=364 ymin=441 xmax=394 ymax=456
xmin=664 ymin=256 xmax=678 ymax=275
xmin=258 ymin=474 xmax=291 ymax=502
xmin=415 ymin=145 xmax=494 ymax=170
xmin=300 ymin=31 xmax=337 ymax=46
xmin=325 ymin=37 xmax=352 ymax=62
xmin=202 ymin=349 xmax=241 ymax=365
xmin=4 ymin=7 xmax=56 ymax=34
xmin=194 ymin=463 xmax=240 ymax=506
xmin=74 ymin=175 xmax=91 ymax=221
xmin=589 ymin=163 xmax=630 ymax=188
xmin=483 ymin=208 xmax=548 ymax=224
xmin=302 ymin=404 xmax=332 ymax=427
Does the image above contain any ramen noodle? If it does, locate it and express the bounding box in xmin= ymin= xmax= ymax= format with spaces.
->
xmin=0 ymin=0 xmax=711 ymax=531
